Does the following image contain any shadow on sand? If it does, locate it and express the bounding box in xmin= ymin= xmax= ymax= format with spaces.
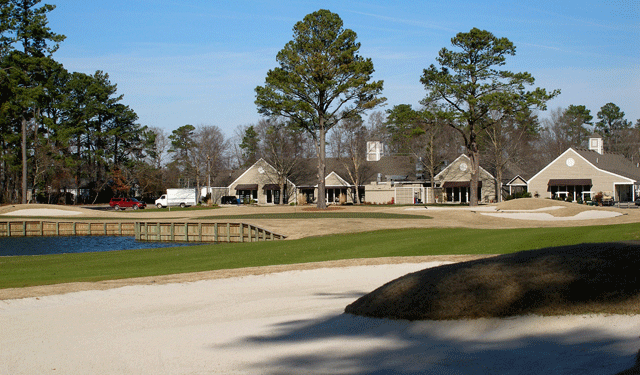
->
xmin=217 ymin=312 xmax=639 ymax=375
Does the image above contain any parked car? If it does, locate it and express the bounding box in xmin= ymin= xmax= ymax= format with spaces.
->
xmin=109 ymin=197 xmax=146 ymax=210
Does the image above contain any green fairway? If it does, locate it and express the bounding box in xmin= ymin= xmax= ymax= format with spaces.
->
xmin=2 ymin=223 xmax=639 ymax=289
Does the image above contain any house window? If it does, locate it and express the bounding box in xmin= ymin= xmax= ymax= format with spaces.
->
xmin=237 ymin=189 xmax=257 ymax=203
xmin=266 ymin=189 xmax=281 ymax=204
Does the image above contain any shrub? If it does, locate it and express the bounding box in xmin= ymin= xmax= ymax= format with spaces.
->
xmin=593 ymin=192 xmax=604 ymax=205
xmin=505 ymin=191 xmax=532 ymax=200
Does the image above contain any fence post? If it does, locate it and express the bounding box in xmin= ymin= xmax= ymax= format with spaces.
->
xmin=184 ymin=223 xmax=189 ymax=242
xmin=239 ymin=223 xmax=244 ymax=243
xmin=23 ymin=221 xmax=26 ymax=237
xmin=227 ymin=223 xmax=230 ymax=242
xmin=214 ymin=223 xmax=218 ymax=243
xmin=198 ymin=222 xmax=202 ymax=242
xmin=170 ymin=223 xmax=175 ymax=242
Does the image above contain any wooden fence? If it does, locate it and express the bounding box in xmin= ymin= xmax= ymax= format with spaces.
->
xmin=0 ymin=221 xmax=285 ymax=243
xmin=0 ymin=221 xmax=136 ymax=237
xmin=135 ymin=222 xmax=286 ymax=243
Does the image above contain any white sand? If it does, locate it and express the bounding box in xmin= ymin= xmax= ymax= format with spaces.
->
xmin=481 ymin=210 xmax=623 ymax=221
xmin=406 ymin=206 xmax=500 ymax=211
xmin=2 ymin=208 xmax=81 ymax=216
xmin=1 ymin=262 xmax=638 ymax=375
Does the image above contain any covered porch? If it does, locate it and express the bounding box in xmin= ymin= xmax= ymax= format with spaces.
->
xmin=442 ymin=181 xmax=482 ymax=203
xmin=547 ymin=179 xmax=592 ymax=201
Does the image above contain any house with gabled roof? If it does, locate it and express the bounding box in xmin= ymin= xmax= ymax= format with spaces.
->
xmin=527 ymin=137 xmax=640 ymax=202
xmin=227 ymin=158 xmax=296 ymax=204
xmin=295 ymin=155 xmax=418 ymax=204
xmin=434 ymin=154 xmax=497 ymax=203
xmin=505 ymin=175 xmax=529 ymax=196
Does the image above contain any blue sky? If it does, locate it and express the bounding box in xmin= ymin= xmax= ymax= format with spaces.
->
xmin=47 ymin=0 xmax=639 ymax=137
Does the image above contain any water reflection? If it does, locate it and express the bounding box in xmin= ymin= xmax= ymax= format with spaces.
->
xmin=0 ymin=236 xmax=204 ymax=256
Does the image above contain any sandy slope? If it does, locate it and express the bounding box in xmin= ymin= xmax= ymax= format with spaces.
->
xmin=1 ymin=262 xmax=639 ymax=375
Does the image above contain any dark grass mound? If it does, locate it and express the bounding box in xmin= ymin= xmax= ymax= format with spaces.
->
xmin=345 ymin=242 xmax=640 ymax=320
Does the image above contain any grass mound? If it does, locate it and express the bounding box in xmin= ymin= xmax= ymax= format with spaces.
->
xmin=345 ymin=242 xmax=640 ymax=320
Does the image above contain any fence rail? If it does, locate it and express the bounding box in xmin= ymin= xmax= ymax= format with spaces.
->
xmin=0 ymin=221 xmax=136 ymax=237
xmin=135 ymin=222 xmax=285 ymax=243
xmin=0 ymin=221 xmax=285 ymax=243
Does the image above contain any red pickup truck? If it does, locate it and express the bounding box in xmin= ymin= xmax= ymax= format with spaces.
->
xmin=109 ymin=197 xmax=146 ymax=210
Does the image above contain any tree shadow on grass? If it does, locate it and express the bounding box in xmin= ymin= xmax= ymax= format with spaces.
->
xmin=227 ymin=313 xmax=639 ymax=375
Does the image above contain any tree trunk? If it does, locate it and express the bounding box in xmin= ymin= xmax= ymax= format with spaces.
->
xmin=21 ymin=116 xmax=27 ymax=204
xmin=469 ymin=143 xmax=479 ymax=207
xmin=428 ymin=136 xmax=437 ymax=204
xmin=280 ymin=184 xmax=285 ymax=205
xmin=317 ymin=121 xmax=327 ymax=209
xmin=496 ymin=167 xmax=503 ymax=203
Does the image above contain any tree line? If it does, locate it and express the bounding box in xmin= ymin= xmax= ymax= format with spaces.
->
xmin=2 ymin=5 xmax=637 ymax=206
xmin=0 ymin=0 xmax=154 ymax=204
xmin=252 ymin=10 xmax=639 ymax=207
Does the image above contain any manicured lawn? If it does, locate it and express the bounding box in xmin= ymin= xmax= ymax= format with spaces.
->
xmin=2 ymin=223 xmax=639 ymax=288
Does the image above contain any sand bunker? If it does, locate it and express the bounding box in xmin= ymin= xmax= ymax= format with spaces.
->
xmin=1 ymin=262 xmax=638 ymax=374
xmin=2 ymin=208 xmax=82 ymax=216
xmin=481 ymin=210 xmax=622 ymax=221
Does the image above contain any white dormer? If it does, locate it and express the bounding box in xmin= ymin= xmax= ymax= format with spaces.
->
xmin=589 ymin=137 xmax=603 ymax=155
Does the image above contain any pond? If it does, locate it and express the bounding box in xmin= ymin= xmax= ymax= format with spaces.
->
xmin=0 ymin=236 xmax=205 ymax=256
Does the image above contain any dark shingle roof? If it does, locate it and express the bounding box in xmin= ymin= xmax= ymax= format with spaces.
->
xmin=292 ymin=156 xmax=418 ymax=187
xmin=574 ymin=149 xmax=640 ymax=181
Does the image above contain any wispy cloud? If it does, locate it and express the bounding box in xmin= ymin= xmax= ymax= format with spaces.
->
xmin=512 ymin=3 xmax=623 ymax=31
xmin=348 ymin=10 xmax=458 ymax=33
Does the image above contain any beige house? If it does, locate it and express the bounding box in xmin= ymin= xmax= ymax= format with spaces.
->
xmin=228 ymin=159 xmax=296 ymax=204
xmin=322 ymin=171 xmax=356 ymax=204
xmin=505 ymin=175 xmax=528 ymax=196
xmin=528 ymin=138 xmax=640 ymax=202
xmin=434 ymin=154 xmax=497 ymax=203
